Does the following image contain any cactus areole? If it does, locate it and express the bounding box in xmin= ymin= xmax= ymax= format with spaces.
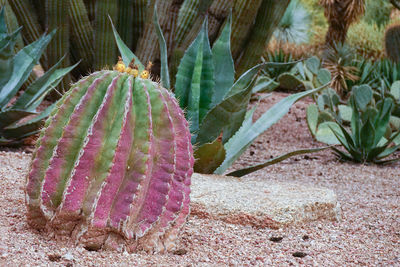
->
xmin=25 ymin=60 xmax=194 ymax=253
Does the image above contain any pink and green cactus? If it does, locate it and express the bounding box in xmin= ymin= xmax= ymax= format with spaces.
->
xmin=25 ymin=62 xmax=194 ymax=253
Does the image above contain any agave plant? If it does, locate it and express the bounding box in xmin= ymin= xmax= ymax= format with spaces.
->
xmin=329 ymin=85 xmax=400 ymax=163
xmin=115 ymin=8 xmax=330 ymax=176
xmin=0 ymin=8 xmax=77 ymax=146
xmin=307 ymin=84 xmax=400 ymax=162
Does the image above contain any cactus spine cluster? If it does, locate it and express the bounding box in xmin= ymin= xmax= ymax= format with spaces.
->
xmin=25 ymin=61 xmax=194 ymax=253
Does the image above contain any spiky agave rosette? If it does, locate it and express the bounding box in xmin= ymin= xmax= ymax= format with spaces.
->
xmin=25 ymin=63 xmax=194 ymax=253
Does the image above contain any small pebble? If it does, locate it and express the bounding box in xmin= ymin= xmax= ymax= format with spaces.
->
xmin=269 ymin=236 xmax=283 ymax=243
xmin=173 ymin=249 xmax=187 ymax=255
xmin=292 ymin=252 xmax=307 ymax=258
xmin=48 ymin=254 xmax=61 ymax=262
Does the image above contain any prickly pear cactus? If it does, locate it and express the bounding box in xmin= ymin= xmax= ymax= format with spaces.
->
xmin=25 ymin=59 xmax=194 ymax=253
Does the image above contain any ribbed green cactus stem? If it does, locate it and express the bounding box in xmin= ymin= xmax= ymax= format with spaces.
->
xmin=136 ymin=0 xmax=173 ymax=64
xmin=235 ymin=0 xmax=291 ymax=76
xmin=0 ymin=0 xmax=24 ymax=51
xmin=131 ymin=0 xmax=148 ymax=51
xmin=69 ymin=0 xmax=94 ymax=75
xmin=208 ymin=0 xmax=233 ymax=43
xmin=45 ymin=0 xmax=70 ymax=93
xmin=117 ymin=0 xmax=135 ymax=50
xmin=230 ymin=0 xmax=263 ymax=59
xmin=25 ymin=66 xmax=194 ymax=253
xmin=385 ymin=24 xmax=400 ymax=63
xmin=178 ymin=0 xmax=214 ymax=50
xmin=7 ymin=0 xmax=43 ymax=45
xmin=174 ymin=0 xmax=199 ymax=47
xmin=94 ymin=0 xmax=117 ymax=70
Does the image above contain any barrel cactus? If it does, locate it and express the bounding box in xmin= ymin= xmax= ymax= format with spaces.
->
xmin=25 ymin=59 xmax=194 ymax=253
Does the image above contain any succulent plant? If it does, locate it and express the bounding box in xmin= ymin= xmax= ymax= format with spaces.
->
xmin=330 ymin=86 xmax=400 ymax=163
xmin=25 ymin=63 xmax=194 ymax=253
xmin=0 ymin=8 xmax=76 ymax=146
xmin=307 ymin=84 xmax=400 ymax=163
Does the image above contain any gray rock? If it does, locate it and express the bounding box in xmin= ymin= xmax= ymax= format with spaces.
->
xmin=190 ymin=173 xmax=341 ymax=228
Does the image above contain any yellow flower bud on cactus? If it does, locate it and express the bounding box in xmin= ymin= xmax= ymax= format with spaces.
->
xmin=141 ymin=70 xmax=149 ymax=79
xmin=131 ymin=69 xmax=139 ymax=77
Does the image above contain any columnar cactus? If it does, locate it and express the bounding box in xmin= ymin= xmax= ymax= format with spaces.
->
xmin=385 ymin=24 xmax=400 ymax=63
xmin=25 ymin=60 xmax=194 ymax=253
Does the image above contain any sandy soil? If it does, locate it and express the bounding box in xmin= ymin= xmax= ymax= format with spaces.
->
xmin=0 ymin=92 xmax=399 ymax=266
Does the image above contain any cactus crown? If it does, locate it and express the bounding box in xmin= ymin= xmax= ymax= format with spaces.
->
xmin=25 ymin=60 xmax=194 ymax=253
xmin=113 ymin=56 xmax=152 ymax=79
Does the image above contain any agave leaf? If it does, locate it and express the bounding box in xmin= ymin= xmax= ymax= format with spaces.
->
xmin=330 ymin=124 xmax=362 ymax=162
xmin=194 ymin=134 xmax=226 ymax=174
xmin=12 ymin=57 xmax=79 ymax=111
xmin=0 ymin=109 xmax=36 ymax=129
xmin=196 ymin=79 xmax=254 ymax=145
xmin=331 ymin=146 xmax=355 ymax=162
xmin=296 ymin=61 xmax=306 ymax=80
xmin=109 ymin=15 xmax=144 ymax=71
xmin=211 ymin=13 xmax=234 ymax=106
xmin=215 ymin=84 xmax=328 ymax=174
xmin=227 ymin=146 xmax=330 ymax=177
xmin=153 ymin=5 xmax=170 ymax=89
xmin=306 ymin=103 xmax=318 ymax=136
xmin=252 ymin=77 xmax=279 ymax=94
xmin=226 ymin=61 xmax=300 ymax=98
xmin=0 ymin=30 xmax=55 ymax=108
xmin=349 ymin=96 xmax=361 ymax=147
xmin=373 ymin=157 xmax=400 ymax=164
xmin=175 ymin=19 xmax=214 ymax=136
xmin=0 ymin=27 xmax=21 ymax=89
xmin=373 ymin=99 xmax=392 ymax=145
xmin=360 ymin=118 xmax=375 ymax=152
xmin=0 ymin=8 xmax=6 ymax=37
xmin=3 ymin=102 xmax=56 ymax=138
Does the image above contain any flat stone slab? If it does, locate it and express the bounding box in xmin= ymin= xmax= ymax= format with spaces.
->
xmin=190 ymin=173 xmax=341 ymax=229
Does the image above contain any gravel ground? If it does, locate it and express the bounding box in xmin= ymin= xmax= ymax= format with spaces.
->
xmin=0 ymin=92 xmax=399 ymax=266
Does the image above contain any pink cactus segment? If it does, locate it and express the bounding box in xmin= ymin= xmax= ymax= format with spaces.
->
xmin=40 ymin=74 xmax=111 ymax=214
xmin=91 ymin=84 xmax=134 ymax=228
xmin=161 ymin=93 xmax=194 ymax=246
xmin=134 ymin=85 xmax=176 ymax=237
xmin=109 ymin=81 xmax=154 ymax=230
xmin=143 ymin=89 xmax=193 ymax=239
xmin=26 ymin=74 xmax=96 ymax=205
xmin=57 ymin=75 xmax=122 ymax=216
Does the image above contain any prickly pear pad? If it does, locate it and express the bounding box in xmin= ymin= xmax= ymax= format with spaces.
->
xmin=25 ymin=70 xmax=194 ymax=253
